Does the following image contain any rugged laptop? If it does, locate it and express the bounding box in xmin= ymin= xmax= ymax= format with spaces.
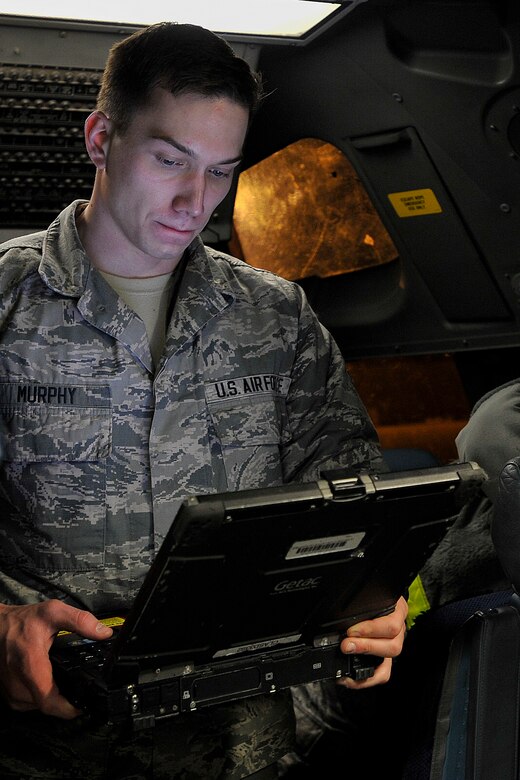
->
xmin=51 ymin=461 xmax=485 ymax=730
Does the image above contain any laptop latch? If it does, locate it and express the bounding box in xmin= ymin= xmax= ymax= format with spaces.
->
xmin=320 ymin=468 xmax=376 ymax=499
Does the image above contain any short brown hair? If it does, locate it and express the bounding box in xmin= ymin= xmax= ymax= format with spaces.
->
xmin=97 ymin=22 xmax=263 ymax=133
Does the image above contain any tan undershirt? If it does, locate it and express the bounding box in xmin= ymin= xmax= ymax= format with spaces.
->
xmin=100 ymin=270 xmax=174 ymax=368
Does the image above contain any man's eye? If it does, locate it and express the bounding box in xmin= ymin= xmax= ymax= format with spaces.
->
xmin=157 ymin=156 xmax=182 ymax=167
xmin=210 ymin=168 xmax=231 ymax=179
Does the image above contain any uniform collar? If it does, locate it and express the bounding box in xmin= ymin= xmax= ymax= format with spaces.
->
xmin=38 ymin=200 xmax=237 ymax=305
xmin=39 ymin=200 xmax=92 ymax=296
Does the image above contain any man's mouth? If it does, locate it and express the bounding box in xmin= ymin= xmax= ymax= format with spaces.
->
xmin=156 ymin=221 xmax=195 ymax=236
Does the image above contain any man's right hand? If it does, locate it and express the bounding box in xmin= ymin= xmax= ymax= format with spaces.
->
xmin=0 ymin=600 xmax=113 ymax=719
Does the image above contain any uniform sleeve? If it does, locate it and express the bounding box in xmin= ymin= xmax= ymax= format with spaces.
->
xmin=280 ymin=288 xmax=383 ymax=483
xmin=0 ymin=570 xmax=49 ymax=605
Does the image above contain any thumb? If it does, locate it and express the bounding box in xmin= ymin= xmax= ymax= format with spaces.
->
xmin=51 ymin=603 xmax=113 ymax=641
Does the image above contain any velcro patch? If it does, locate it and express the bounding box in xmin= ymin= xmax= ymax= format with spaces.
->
xmin=205 ymin=374 xmax=291 ymax=403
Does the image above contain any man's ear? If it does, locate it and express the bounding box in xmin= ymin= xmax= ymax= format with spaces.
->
xmin=84 ymin=111 xmax=112 ymax=170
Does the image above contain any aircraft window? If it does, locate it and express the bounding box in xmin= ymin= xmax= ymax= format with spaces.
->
xmin=231 ymin=137 xmax=397 ymax=280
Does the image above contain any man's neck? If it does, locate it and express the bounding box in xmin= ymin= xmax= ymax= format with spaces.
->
xmin=75 ymin=202 xmax=184 ymax=279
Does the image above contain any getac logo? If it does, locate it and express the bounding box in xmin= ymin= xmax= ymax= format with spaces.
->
xmin=273 ymin=577 xmax=322 ymax=594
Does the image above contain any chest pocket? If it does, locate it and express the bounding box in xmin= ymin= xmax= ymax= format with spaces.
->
xmin=0 ymin=383 xmax=111 ymax=572
xmin=208 ymin=396 xmax=288 ymax=491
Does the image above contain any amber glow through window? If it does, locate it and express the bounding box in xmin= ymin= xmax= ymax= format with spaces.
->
xmin=232 ymin=138 xmax=397 ymax=281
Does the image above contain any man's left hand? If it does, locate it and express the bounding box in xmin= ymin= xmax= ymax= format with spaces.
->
xmin=338 ymin=595 xmax=408 ymax=689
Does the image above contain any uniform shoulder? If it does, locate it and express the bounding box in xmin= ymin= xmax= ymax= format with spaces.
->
xmin=0 ymin=230 xmax=45 ymax=289
xmin=0 ymin=230 xmax=45 ymax=255
xmin=206 ymin=246 xmax=303 ymax=306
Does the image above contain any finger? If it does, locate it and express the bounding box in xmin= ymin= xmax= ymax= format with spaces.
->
xmin=341 ymin=621 xmax=406 ymax=658
xmin=68 ymin=608 xmax=113 ymax=641
xmin=338 ymin=658 xmax=393 ymax=690
xmin=41 ymin=601 xmax=113 ymax=641
xmin=39 ymin=686 xmax=82 ymax=719
xmin=5 ymin=653 xmax=80 ymax=719
xmin=30 ymin=657 xmax=83 ymax=719
xmin=347 ymin=596 xmax=408 ymax=640
xmin=12 ymin=636 xmax=77 ymax=717
xmin=9 ymin=686 xmax=81 ymax=719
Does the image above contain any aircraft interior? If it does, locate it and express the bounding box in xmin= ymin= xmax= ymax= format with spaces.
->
xmin=1 ymin=0 xmax=519 ymax=466
xmin=1 ymin=3 xmax=520 ymax=778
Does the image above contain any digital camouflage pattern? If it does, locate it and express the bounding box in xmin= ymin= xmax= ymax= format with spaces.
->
xmin=0 ymin=201 xmax=382 ymax=778
xmin=0 ymin=691 xmax=292 ymax=779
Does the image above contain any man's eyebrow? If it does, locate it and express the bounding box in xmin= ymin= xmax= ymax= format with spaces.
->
xmin=153 ymin=134 xmax=243 ymax=165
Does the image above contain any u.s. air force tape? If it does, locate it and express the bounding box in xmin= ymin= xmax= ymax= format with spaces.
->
xmin=205 ymin=374 xmax=291 ymax=403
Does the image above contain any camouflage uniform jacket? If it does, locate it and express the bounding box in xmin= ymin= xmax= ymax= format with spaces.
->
xmin=0 ymin=200 xmax=381 ymax=777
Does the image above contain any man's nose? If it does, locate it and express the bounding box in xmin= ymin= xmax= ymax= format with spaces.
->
xmin=173 ymin=171 xmax=205 ymax=217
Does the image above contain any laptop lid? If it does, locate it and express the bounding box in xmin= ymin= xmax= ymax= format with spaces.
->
xmin=107 ymin=461 xmax=485 ymax=676
xmin=51 ymin=462 xmax=486 ymax=725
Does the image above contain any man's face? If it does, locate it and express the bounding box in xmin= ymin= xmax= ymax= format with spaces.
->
xmin=93 ymin=89 xmax=249 ymax=272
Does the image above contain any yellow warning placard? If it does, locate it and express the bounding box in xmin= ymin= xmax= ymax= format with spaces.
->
xmin=388 ymin=188 xmax=442 ymax=217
